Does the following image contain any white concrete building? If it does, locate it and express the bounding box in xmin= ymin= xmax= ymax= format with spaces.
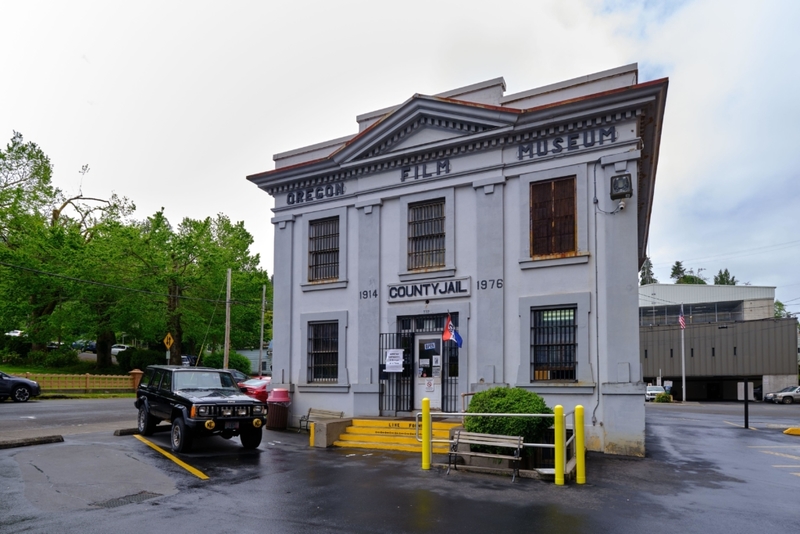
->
xmin=248 ymin=64 xmax=668 ymax=456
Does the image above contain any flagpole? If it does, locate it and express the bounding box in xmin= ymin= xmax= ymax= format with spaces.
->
xmin=681 ymin=303 xmax=686 ymax=402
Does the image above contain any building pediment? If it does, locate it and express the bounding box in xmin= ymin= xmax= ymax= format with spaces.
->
xmin=331 ymin=95 xmax=519 ymax=165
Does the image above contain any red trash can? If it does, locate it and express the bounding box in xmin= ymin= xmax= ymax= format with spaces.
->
xmin=266 ymin=388 xmax=291 ymax=430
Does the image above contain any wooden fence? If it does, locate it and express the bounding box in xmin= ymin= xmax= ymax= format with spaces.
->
xmin=22 ymin=373 xmax=138 ymax=393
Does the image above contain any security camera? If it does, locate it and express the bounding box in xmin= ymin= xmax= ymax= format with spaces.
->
xmin=618 ymin=199 xmax=626 ymax=211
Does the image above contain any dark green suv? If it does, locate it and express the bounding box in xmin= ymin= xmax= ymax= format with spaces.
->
xmin=134 ymin=365 xmax=267 ymax=452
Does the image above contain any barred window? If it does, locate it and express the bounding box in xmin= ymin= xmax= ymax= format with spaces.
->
xmin=307 ymin=322 xmax=338 ymax=383
xmin=408 ymin=199 xmax=445 ymax=271
xmin=530 ymin=177 xmax=576 ymax=257
xmin=308 ymin=217 xmax=339 ymax=281
xmin=531 ymin=307 xmax=577 ymax=381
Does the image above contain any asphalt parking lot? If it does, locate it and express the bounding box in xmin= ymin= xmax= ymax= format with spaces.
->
xmin=1 ymin=400 xmax=799 ymax=533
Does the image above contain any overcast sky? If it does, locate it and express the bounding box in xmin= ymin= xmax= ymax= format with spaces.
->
xmin=2 ymin=0 xmax=799 ymax=313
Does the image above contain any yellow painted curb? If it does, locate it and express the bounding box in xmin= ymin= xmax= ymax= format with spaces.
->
xmin=783 ymin=428 xmax=800 ymax=436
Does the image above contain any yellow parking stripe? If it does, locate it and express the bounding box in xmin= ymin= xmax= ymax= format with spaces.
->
xmin=133 ymin=434 xmax=209 ymax=480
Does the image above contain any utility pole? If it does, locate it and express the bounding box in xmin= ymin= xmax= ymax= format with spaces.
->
xmin=223 ymin=268 xmax=231 ymax=370
xmin=258 ymin=284 xmax=265 ymax=377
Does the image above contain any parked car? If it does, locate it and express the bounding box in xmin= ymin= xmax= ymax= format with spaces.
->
xmin=645 ymin=385 xmax=666 ymax=402
xmin=111 ymin=344 xmax=130 ymax=356
xmin=0 ymin=371 xmax=41 ymax=402
xmin=764 ymin=386 xmax=800 ymax=404
xmin=228 ymin=368 xmax=250 ymax=385
xmin=71 ymin=339 xmax=97 ymax=352
xmin=46 ymin=341 xmax=64 ymax=350
xmin=4 ymin=330 xmax=24 ymax=337
xmin=240 ymin=377 xmax=272 ymax=403
xmin=134 ymin=365 xmax=267 ymax=452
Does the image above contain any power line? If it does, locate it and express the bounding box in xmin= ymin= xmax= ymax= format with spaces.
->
xmin=0 ymin=260 xmax=268 ymax=307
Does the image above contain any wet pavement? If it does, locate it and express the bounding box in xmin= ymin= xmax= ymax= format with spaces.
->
xmin=1 ymin=401 xmax=799 ymax=533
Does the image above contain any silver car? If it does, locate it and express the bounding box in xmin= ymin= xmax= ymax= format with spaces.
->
xmin=764 ymin=386 xmax=800 ymax=404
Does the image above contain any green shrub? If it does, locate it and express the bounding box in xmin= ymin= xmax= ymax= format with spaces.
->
xmin=654 ymin=392 xmax=672 ymax=403
xmin=26 ymin=350 xmax=48 ymax=367
xmin=44 ymin=349 xmax=80 ymax=368
xmin=464 ymin=387 xmax=552 ymax=451
xmin=0 ymin=348 xmax=23 ymax=365
xmin=0 ymin=337 xmax=31 ymax=358
xmin=200 ymin=351 xmax=251 ymax=375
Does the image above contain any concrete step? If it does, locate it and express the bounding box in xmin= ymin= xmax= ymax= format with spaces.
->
xmin=333 ymin=440 xmax=450 ymax=454
xmin=344 ymin=426 xmax=452 ymax=439
xmin=333 ymin=419 xmax=460 ymax=454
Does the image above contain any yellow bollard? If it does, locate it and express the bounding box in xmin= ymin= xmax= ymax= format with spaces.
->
xmin=575 ymin=405 xmax=585 ymax=484
xmin=309 ymin=422 xmax=315 ymax=448
xmin=422 ymin=397 xmax=431 ymax=470
xmin=554 ymin=405 xmax=564 ymax=485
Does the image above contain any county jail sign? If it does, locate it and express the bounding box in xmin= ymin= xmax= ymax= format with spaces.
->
xmin=387 ymin=277 xmax=471 ymax=303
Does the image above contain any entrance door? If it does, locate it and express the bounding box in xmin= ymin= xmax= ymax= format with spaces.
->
xmin=415 ymin=335 xmax=442 ymax=410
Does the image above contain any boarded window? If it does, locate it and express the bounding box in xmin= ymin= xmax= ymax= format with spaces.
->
xmin=308 ymin=217 xmax=339 ymax=281
xmin=530 ymin=177 xmax=576 ymax=257
xmin=408 ymin=199 xmax=446 ymax=270
xmin=307 ymin=322 xmax=338 ymax=383
xmin=530 ymin=307 xmax=577 ymax=381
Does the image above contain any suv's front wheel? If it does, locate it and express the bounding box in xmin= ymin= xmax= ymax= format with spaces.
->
xmin=240 ymin=427 xmax=263 ymax=449
xmin=171 ymin=417 xmax=193 ymax=453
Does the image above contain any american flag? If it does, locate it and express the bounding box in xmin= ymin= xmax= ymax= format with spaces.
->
xmin=679 ymin=304 xmax=686 ymax=329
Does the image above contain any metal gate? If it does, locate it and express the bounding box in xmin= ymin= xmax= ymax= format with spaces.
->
xmin=378 ymin=332 xmax=415 ymax=414
xmin=378 ymin=314 xmax=460 ymax=413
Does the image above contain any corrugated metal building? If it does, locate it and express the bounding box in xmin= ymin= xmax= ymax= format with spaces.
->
xmin=639 ymin=284 xmax=798 ymax=400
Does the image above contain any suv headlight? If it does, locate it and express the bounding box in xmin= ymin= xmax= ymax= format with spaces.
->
xmin=252 ymin=405 xmax=265 ymax=415
xmin=221 ymin=407 xmax=233 ymax=416
xmin=197 ymin=406 xmax=210 ymax=416
xmin=236 ymin=406 xmax=249 ymax=416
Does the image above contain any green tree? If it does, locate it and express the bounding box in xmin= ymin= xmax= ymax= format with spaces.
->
xmin=713 ymin=268 xmax=738 ymax=285
xmin=124 ymin=211 xmax=270 ymax=365
xmin=639 ymin=256 xmax=658 ymax=285
xmin=669 ymin=261 xmax=685 ymax=281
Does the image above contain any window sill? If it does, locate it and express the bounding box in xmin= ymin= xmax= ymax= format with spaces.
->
xmin=300 ymin=280 xmax=348 ymax=292
xmin=398 ymin=268 xmax=456 ymax=282
xmin=519 ymin=253 xmax=589 ymax=270
xmin=516 ymin=382 xmax=596 ymax=395
xmin=297 ymin=384 xmax=350 ymax=394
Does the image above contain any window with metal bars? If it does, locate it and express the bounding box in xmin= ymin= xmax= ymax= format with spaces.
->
xmin=308 ymin=217 xmax=339 ymax=282
xmin=407 ymin=199 xmax=445 ymax=271
xmin=530 ymin=177 xmax=576 ymax=257
xmin=530 ymin=307 xmax=577 ymax=381
xmin=307 ymin=322 xmax=338 ymax=383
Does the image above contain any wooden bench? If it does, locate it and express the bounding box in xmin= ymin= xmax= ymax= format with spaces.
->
xmin=298 ymin=408 xmax=345 ymax=432
xmin=447 ymin=430 xmax=525 ymax=482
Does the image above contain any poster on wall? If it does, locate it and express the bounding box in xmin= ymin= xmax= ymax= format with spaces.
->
xmin=385 ymin=349 xmax=404 ymax=372
xmin=425 ymin=379 xmax=435 ymax=392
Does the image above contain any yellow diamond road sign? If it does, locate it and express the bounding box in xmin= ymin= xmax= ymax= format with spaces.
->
xmin=164 ymin=333 xmax=174 ymax=350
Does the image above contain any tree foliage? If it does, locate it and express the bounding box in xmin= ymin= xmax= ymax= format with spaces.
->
xmin=670 ymin=261 xmax=707 ymax=285
xmin=639 ymin=256 xmax=658 ymax=285
xmin=0 ymin=132 xmax=271 ymax=368
xmin=713 ymin=268 xmax=738 ymax=285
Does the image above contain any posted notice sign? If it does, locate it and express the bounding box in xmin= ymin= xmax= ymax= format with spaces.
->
xmin=385 ymin=349 xmax=404 ymax=372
